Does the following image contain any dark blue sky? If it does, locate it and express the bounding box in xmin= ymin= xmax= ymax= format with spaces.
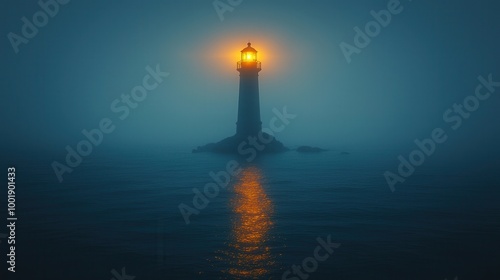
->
xmin=2 ymin=0 xmax=500 ymax=159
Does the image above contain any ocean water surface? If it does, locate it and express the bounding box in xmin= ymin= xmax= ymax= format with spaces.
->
xmin=4 ymin=148 xmax=500 ymax=279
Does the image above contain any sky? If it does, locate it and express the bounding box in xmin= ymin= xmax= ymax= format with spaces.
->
xmin=1 ymin=0 xmax=500 ymax=160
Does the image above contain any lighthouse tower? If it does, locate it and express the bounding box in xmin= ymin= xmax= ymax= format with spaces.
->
xmin=236 ymin=42 xmax=262 ymax=137
xmin=193 ymin=42 xmax=287 ymax=154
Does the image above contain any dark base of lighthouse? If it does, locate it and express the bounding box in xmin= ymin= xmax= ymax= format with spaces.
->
xmin=192 ymin=132 xmax=288 ymax=154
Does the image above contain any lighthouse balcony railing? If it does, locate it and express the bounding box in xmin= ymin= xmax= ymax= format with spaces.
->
xmin=237 ymin=61 xmax=261 ymax=70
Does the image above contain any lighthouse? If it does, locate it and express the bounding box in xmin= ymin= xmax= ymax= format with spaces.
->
xmin=236 ymin=43 xmax=262 ymax=137
xmin=193 ymin=42 xmax=287 ymax=154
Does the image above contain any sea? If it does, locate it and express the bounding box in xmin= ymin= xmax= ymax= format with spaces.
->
xmin=2 ymin=148 xmax=500 ymax=280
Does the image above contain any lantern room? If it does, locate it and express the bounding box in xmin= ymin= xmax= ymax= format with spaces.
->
xmin=237 ymin=42 xmax=261 ymax=71
xmin=241 ymin=42 xmax=257 ymax=62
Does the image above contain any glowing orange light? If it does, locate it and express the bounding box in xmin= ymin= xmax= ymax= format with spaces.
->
xmin=198 ymin=33 xmax=290 ymax=79
xmin=242 ymin=52 xmax=256 ymax=62
xmin=240 ymin=42 xmax=258 ymax=64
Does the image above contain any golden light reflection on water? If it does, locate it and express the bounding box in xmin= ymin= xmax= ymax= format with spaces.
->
xmin=225 ymin=167 xmax=275 ymax=279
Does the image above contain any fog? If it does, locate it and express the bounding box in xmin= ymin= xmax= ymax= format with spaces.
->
xmin=2 ymin=0 xmax=500 ymax=162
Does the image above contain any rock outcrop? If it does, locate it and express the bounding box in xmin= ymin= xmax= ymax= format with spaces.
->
xmin=193 ymin=133 xmax=288 ymax=154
